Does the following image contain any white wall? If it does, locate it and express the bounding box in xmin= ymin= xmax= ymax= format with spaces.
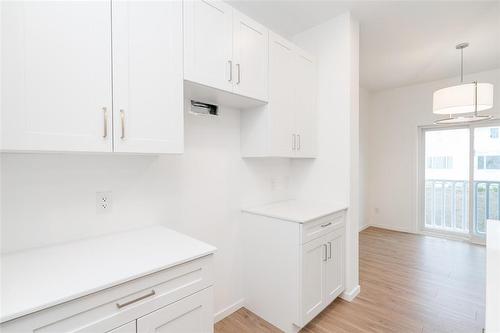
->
xmin=359 ymin=87 xmax=371 ymax=231
xmin=0 ymin=103 xmax=292 ymax=318
xmin=362 ymin=68 xmax=500 ymax=233
xmin=291 ymin=12 xmax=360 ymax=297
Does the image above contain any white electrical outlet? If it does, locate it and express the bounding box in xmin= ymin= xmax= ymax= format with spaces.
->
xmin=96 ymin=191 xmax=112 ymax=213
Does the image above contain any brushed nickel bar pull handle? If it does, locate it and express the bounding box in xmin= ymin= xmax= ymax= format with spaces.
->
xmin=102 ymin=107 xmax=108 ymax=138
xmin=297 ymin=134 xmax=301 ymax=150
xmin=292 ymin=134 xmax=296 ymax=150
xmin=228 ymin=60 xmax=233 ymax=82
xmin=328 ymin=241 xmax=332 ymax=259
xmin=120 ymin=109 xmax=125 ymax=139
xmin=321 ymin=222 xmax=332 ymax=228
xmin=323 ymin=244 xmax=328 ymax=262
xmin=116 ymin=290 xmax=155 ymax=309
xmin=236 ymin=63 xmax=241 ymax=84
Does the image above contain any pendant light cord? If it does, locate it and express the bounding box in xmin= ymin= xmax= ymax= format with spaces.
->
xmin=460 ymin=47 xmax=464 ymax=83
xmin=474 ymin=81 xmax=478 ymax=115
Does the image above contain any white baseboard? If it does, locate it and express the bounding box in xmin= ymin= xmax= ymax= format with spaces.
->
xmin=358 ymin=224 xmax=370 ymax=232
xmin=340 ymin=285 xmax=360 ymax=302
xmin=418 ymin=229 xmax=483 ymax=244
xmin=365 ymin=223 xmax=412 ymax=234
xmin=214 ymin=298 xmax=245 ymax=323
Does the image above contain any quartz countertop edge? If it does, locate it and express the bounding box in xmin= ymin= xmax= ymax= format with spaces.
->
xmin=0 ymin=226 xmax=216 ymax=323
xmin=242 ymin=200 xmax=348 ymax=223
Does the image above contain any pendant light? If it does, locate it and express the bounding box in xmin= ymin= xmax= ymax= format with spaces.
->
xmin=433 ymin=42 xmax=494 ymax=124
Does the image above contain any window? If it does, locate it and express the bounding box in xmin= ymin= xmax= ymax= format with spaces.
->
xmin=486 ymin=156 xmax=500 ymax=169
xmin=478 ymin=156 xmax=485 ymax=169
xmin=490 ymin=128 xmax=499 ymax=139
xmin=427 ymin=156 xmax=453 ymax=169
xmin=478 ymin=155 xmax=500 ymax=170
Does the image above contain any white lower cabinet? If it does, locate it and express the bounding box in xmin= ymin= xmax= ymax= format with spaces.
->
xmin=301 ymin=235 xmax=327 ymax=325
xmin=107 ymin=321 xmax=136 ymax=333
xmin=242 ymin=208 xmax=346 ymax=333
xmin=137 ymin=287 xmax=213 ymax=333
xmin=324 ymin=229 xmax=345 ymax=304
xmin=301 ymin=227 xmax=345 ymax=325
xmin=0 ymin=255 xmax=214 ymax=333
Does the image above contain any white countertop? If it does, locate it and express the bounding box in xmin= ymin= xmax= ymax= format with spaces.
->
xmin=486 ymin=219 xmax=500 ymax=332
xmin=242 ymin=200 xmax=348 ymax=223
xmin=0 ymin=226 xmax=216 ymax=323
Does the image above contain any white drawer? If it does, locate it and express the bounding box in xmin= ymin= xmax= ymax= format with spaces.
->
xmin=300 ymin=211 xmax=345 ymax=244
xmin=1 ymin=255 xmax=214 ymax=333
xmin=137 ymin=286 xmax=213 ymax=333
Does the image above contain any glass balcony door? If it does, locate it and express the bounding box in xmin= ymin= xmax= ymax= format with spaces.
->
xmin=473 ymin=126 xmax=500 ymax=239
xmin=423 ymin=128 xmax=470 ymax=235
xmin=421 ymin=122 xmax=500 ymax=243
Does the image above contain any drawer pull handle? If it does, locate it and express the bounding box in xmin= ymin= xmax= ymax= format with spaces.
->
xmin=120 ymin=109 xmax=125 ymax=139
xmin=236 ymin=63 xmax=241 ymax=84
xmin=102 ymin=107 xmax=108 ymax=138
xmin=228 ymin=60 xmax=233 ymax=82
xmin=328 ymin=241 xmax=332 ymax=259
xmin=116 ymin=290 xmax=156 ymax=309
xmin=321 ymin=222 xmax=332 ymax=228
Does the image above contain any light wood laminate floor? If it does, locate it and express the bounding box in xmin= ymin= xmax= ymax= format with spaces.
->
xmin=215 ymin=227 xmax=486 ymax=333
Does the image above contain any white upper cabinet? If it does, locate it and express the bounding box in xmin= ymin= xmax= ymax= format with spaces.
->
xmin=232 ymin=11 xmax=269 ymax=102
xmin=294 ymin=49 xmax=318 ymax=158
xmin=183 ymin=1 xmax=269 ymax=103
xmin=241 ymin=32 xmax=318 ymax=158
xmin=1 ymin=1 xmax=112 ymax=152
xmin=183 ymin=0 xmax=233 ymax=93
xmin=1 ymin=0 xmax=183 ymax=154
xmin=112 ymin=1 xmax=183 ymax=154
xmin=2 ymin=0 xmax=313 ymax=156
xmin=267 ymin=34 xmax=296 ymax=157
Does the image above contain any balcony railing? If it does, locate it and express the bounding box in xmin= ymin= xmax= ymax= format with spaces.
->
xmin=425 ymin=179 xmax=500 ymax=234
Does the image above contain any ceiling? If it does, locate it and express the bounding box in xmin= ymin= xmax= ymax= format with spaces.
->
xmin=228 ymin=1 xmax=500 ymax=91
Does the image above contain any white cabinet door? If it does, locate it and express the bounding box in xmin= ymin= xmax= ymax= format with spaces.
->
xmin=107 ymin=321 xmax=136 ymax=333
xmin=324 ymin=229 xmax=345 ymax=305
xmin=268 ymin=32 xmax=295 ymax=157
xmin=294 ymin=50 xmax=317 ymax=158
xmin=232 ymin=11 xmax=268 ymax=102
xmin=1 ymin=1 xmax=112 ymax=152
xmin=184 ymin=0 xmax=233 ymax=92
xmin=137 ymin=287 xmax=213 ymax=333
xmin=112 ymin=0 xmax=183 ymax=154
xmin=301 ymin=235 xmax=326 ymax=325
